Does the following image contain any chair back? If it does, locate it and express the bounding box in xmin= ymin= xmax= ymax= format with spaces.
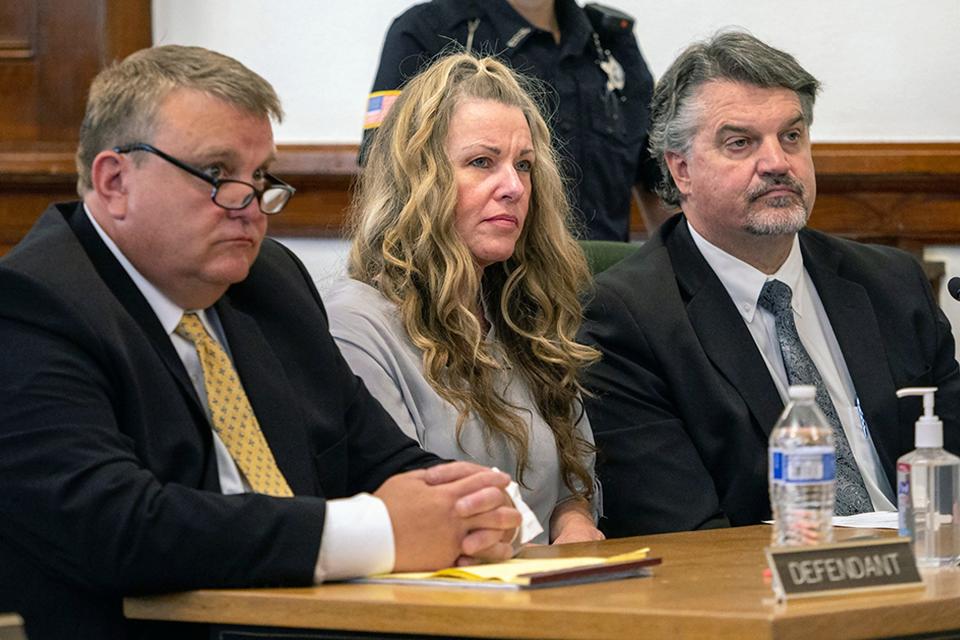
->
xmin=579 ymin=240 xmax=640 ymax=275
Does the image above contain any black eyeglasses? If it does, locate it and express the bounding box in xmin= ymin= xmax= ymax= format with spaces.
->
xmin=113 ymin=143 xmax=295 ymax=215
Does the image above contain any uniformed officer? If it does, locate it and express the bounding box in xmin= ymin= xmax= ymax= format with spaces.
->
xmin=361 ymin=0 xmax=670 ymax=241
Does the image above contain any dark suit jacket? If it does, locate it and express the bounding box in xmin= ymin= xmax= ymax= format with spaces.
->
xmin=0 ymin=202 xmax=438 ymax=639
xmin=579 ymin=214 xmax=960 ymax=538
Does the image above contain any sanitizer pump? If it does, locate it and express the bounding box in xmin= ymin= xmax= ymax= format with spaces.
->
xmin=896 ymin=386 xmax=960 ymax=567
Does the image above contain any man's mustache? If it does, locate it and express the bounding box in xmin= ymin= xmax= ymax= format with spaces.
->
xmin=747 ymin=176 xmax=805 ymax=201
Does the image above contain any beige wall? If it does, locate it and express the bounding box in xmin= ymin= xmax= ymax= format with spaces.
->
xmin=152 ymin=0 xmax=960 ymax=143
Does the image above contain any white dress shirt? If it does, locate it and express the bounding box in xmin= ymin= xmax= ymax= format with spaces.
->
xmin=84 ymin=206 xmax=393 ymax=581
xmin=688 ymin=224 xmax=895 ymax=510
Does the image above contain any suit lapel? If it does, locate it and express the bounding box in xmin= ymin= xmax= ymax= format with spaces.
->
xmin=215 ymin=295 xmax=316 ymax=495
xmin=67 ymin=205 xmax=204 ymax=413
xmin=669 ymin=219 xmax=784 ymax=437
xmin=800 ymin=231 xmax=899 ymax=478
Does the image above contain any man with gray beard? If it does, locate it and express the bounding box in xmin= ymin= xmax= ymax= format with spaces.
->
xmin=578 ymin=31 xmax=960 ymax=537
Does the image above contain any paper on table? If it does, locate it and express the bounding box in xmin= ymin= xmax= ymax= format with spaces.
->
xmin=832 ymin=510 xmax=899 ymax=529
xmin=764 ymin=511 xmax=898 ymax=530
xmin=353 ymin=548 xmax=654 ymax=590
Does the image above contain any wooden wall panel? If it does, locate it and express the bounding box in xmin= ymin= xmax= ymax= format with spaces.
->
xmin=2 ymin=141 xmax=960 ymax=255
xmin=0 ymin=0 xmax=151 ymax=254
xmin=260 ymin=142 xmax=960 ymax=247
xmin=0 ymin=0 xmax=38 ymax=141
xmin=0 ymin=0 xmax=151 ymax=144
xmin=0 ymin=0 xmax=36 ymax=55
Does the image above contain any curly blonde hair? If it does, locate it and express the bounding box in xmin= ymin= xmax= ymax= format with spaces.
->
xmin=349 ymin=53 xmax=599 ymax=499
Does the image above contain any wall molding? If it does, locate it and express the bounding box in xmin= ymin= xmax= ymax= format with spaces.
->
xmin=2 ymin=142 xmax=959 ymax=254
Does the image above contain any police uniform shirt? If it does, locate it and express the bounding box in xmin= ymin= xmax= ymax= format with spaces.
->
xmin=363 ymin=0 xmax=657 ymax=241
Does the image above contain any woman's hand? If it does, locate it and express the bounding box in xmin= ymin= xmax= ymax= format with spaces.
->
xmin=549 ymin=498 xmax=605 ymax=544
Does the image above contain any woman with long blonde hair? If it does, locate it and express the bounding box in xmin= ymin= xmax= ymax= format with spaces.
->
xmin=326 ymin=53 xmax=602 ymax=543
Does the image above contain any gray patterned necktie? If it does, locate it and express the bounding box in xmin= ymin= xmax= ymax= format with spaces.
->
xmin=758 ymin=279 xmax=872 ymax=515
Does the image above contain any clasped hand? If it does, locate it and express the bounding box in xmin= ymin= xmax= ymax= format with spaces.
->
xmin=374 ymin=461 xmax=521 ymax=572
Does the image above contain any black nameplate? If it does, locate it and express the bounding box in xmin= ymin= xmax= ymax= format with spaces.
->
xmin=765 ymin=537 xmax=922 ymax=600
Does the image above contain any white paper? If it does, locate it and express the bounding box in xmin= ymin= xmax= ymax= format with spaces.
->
xmin=832 ymin=510 xmax=899 ymax=529
xmin=764 ymin=511 xmax=900 ymax=530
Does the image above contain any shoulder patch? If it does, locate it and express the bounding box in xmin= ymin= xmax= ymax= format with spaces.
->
xmin=364 ymin=90 xmax=402 ymax=130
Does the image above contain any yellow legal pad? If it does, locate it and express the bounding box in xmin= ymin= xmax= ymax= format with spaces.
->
xmin=353 ymin=548 xmax=659 ymax=590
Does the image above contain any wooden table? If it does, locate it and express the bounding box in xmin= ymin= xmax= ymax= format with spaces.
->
xmin=0 ymin=614 xmax=25 ymax=640
xmin=124 ymin=525 xmax=960 ymax=639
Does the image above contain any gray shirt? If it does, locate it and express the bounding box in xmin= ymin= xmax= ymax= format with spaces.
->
xmin=325 ymin=278 xmax=596 ymax=543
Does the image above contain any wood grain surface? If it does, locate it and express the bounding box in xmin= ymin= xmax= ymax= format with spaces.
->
xmin=124 ymin=525 xmax=960 ymax=640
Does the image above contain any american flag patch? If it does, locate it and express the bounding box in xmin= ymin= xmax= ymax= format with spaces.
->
xmin=363 ymin=90 xmax=401 ymax=130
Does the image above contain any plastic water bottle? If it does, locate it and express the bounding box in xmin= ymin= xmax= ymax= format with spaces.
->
xmin=769 ymin=385 xmax=836 ymax=546
xmin=896 ymin=387 xmax=960 ymax=567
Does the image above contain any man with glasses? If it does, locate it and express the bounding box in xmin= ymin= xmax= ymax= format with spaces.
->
xmin=112 ymin=142 xmax=296 ymax=215
xmin=0 ymin=45 xmax=522 ymax=640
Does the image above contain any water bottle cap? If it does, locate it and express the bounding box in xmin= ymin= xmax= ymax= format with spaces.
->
xmin=787 ymin=385 xmax=816 ymax=400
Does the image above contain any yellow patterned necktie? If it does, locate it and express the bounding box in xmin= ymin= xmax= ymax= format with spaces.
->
xmin=175 ymin=312 xmax=293 ymax=497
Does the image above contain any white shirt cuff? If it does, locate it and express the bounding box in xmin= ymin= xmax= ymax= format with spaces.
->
xmin=314 ymin=493 xmax=395 ymax=583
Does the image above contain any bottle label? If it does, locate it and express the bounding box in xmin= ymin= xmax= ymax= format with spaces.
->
xmin=770 ymin=447 xmax=835 ymax=483
xmin=896 ymin=462 xmax=911 ymax=500
xmin=897 ymin=462 xmax=911 ymax=537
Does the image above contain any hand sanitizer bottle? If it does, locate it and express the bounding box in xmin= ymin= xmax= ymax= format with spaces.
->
xmin=896 ymin=386 xmax=960 ymax=568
